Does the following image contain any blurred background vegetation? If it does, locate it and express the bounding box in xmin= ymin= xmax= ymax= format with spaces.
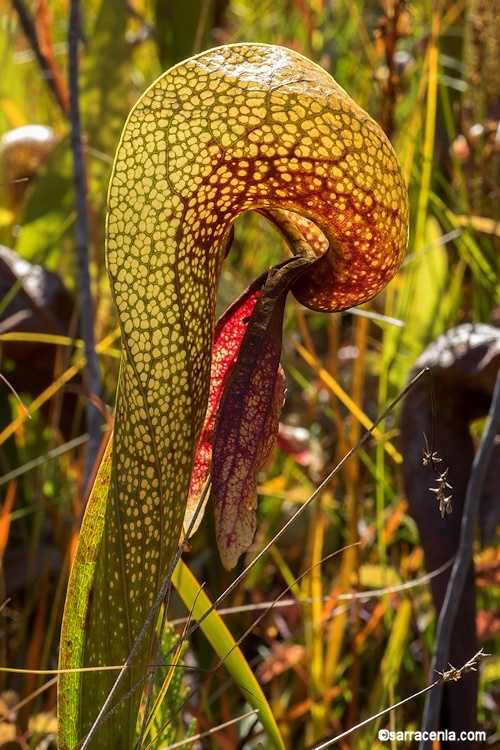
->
xmin=0 ymin=0 xmax=498 ymax=747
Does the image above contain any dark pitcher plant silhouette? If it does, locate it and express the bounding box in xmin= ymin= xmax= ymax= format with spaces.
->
xmin=58 ymin=43 xmax=409 ymax=748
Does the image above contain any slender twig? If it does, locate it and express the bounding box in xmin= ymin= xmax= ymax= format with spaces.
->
xmin=159 ymin=710 xmax=259 ymax=750
xmin=0 ymin=372 xmax=30 ymax=419
xmin=163 ymin=555 xmax=454 ymax=624
xmin=0 ymin=432 xmax=90 ymax=487
xmin=311 ymin=650 xmax=489 ymax=750
xmin=67 ymin=0 xmax=102 ymax=492
xmin=135 ymin=577 xmax=175 ymax=748
xmin=10 ymin=0 xmax=68 ymax=116
xmin=421 ymin=368 xmax=500 ymax=747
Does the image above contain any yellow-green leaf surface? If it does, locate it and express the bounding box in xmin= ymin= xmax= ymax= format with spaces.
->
xmin=58 ymin=438 xmax=112 ymax=741
xmin=59 ymin=43 xmax=409 ymax=748
xmin=172 ymin=560 xmax=285 ymax=750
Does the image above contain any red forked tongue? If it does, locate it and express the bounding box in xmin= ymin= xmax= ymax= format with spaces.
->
xmin=185 ymin=256 xmax=315 ymax=570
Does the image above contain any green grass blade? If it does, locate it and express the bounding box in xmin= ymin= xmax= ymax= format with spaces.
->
xmin=172 ymin=559 xmax=286 ymax=750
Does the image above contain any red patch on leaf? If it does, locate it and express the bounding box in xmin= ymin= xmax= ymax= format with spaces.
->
xmin=183 ymin=274 xmax=267 ymax=536
xmin=211 ymin=257 xmax=315 ymax=569
xmin=213 ymin=365 xmax=286 ymax=570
